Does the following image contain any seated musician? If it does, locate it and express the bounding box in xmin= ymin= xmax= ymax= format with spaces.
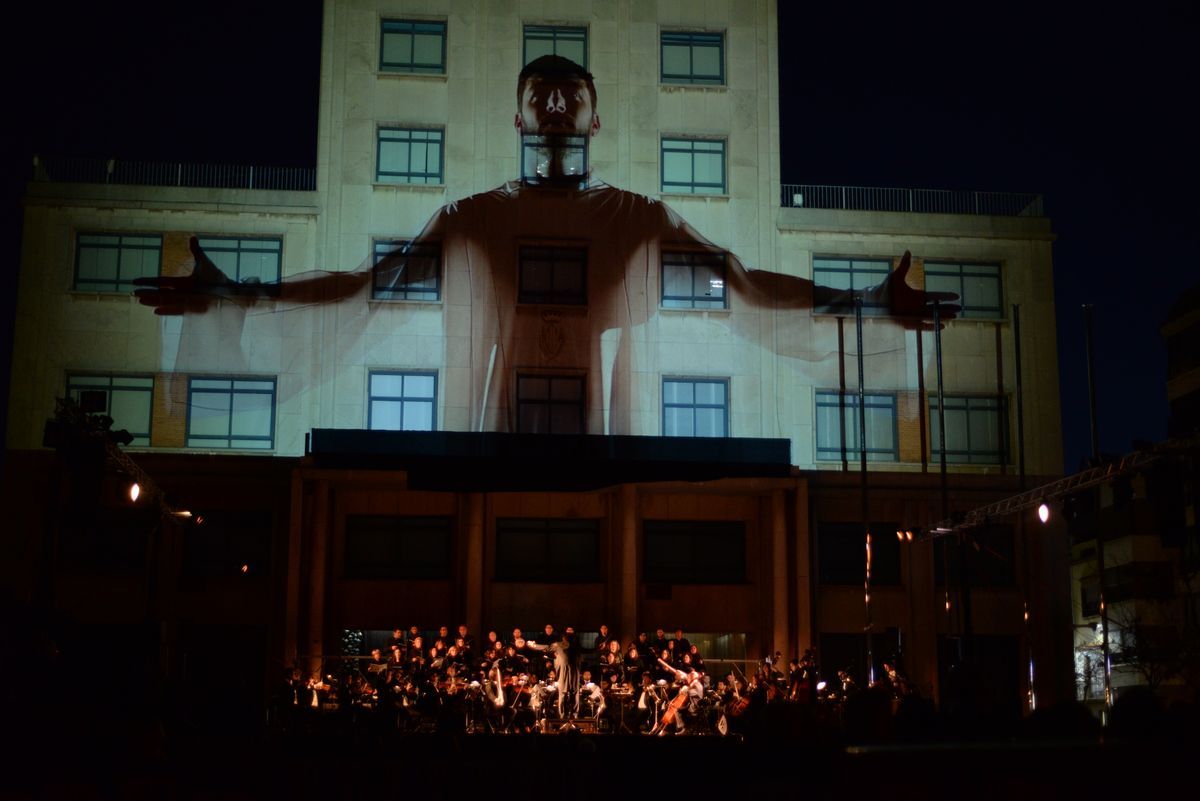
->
xmin=655 ymin=656 xmax=705 ymax=735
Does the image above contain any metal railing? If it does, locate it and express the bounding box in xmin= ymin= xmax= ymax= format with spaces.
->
xmin=32 ymin=156 xmax=316 ymax=191
xmin=781 ymin=183 xmax=1044 ymax=217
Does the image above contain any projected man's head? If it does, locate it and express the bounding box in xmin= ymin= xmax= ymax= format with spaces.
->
xmin=515 ymin=55 xmax=600 ymax=184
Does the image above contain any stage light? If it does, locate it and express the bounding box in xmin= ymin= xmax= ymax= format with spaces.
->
xmin=896 ymin=530 xmax=904 ymax=541
xmin=241 ymin=564 xmax=249 ymax=574
xmin=1037 ymin=503 xmax=1050 ymax=524
xmin=905 ymin=530 xmax=913 ymax=541
xmin=128 ymin=482 xmax=141 ymax=502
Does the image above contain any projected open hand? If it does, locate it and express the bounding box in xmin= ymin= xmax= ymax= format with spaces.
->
xmin=133 ymin=236 xmax=247 ymax=315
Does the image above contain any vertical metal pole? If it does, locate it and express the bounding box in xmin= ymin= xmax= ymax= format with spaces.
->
xmin=856 ymin=297 xmax=873 ymax=685
xmin=1014 ymin=305 xmax=1026 ymax=487
xmin=1013 ymin=303 xmax=1036 ymax=710
xmin=1084 ymin=304 xmax=1113 ymax=714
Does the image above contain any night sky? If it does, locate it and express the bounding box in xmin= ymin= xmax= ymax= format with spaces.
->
xmin=5 ymin=0 xmax=1198 ymax=474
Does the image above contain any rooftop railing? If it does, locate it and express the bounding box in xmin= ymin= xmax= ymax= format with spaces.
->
xmin=31 ymin=156 xmax=316 ymax=192
xmin=781 ymin=183 xmax=1044 ymax=217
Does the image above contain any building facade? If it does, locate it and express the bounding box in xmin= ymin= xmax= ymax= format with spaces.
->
xmin=5 ymin=0 xmax=1073 ymax=720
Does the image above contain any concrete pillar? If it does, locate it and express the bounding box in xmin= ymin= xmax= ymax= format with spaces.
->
xmin=794 ymin=481 xmax=812 ymax=654
xmin=306 ymin=478 xmax=330 ymax=680
xmin=464 ymin=492 xmax=485 ymax=637
xmin=284 ymin=470 xmax=304 ymax=668
xmin=619 ymin=483 xmax=638 ymax=644
xmin=771 ymin=489 xmax=789 ymax=659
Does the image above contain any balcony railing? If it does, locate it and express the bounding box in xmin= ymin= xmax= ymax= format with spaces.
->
xmin=781 ymin=183 xmax=1044 ymax=217
xmin=32 ymin=157 xmax=316 ymax=192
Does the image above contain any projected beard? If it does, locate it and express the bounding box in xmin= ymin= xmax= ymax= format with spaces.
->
xmin=515 ymin=72 xmax=600 ymax=185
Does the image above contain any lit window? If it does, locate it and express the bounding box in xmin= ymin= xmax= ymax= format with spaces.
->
xmin=517 ymin=374 xmax=585 ymax=434
xmin=660 ymin=31 xmax=724 ymax=85
xmin=815 ymin=391 xmax=898 ymax=462
xmin=495 ymin=518 xmax=600 ymax=582
xmin=66 ymin=373 xmax=154 ymax=446
xmin=372 ymin=239 xmax=440 ymax=301
xmin=663 ymin=378 xmax=729 ymax=437
xmin=74 ymin=232 xmax=161 ymax=292
xmin=929 ymin=395 xmax=1008 ymax=464
xmin=523 ymin=24 xmax=587 ymax=67
xmin=812 ymin=257 xmax=890 ymax=315
xmin=377 ymin=127 xmax=444 ymax=185
xmin=519 ymin=246 xmax=587 ymax=305
xmin=661 ymin=250 xmax=727 ymax=309
xmin=924 ymin=261 xmax=1003 ymax=319
xmin=186 ymin=377 xmax=276 ymax=450
xmin=368 ymin=371 xmax=437 ymax=431
xmin=380 ymin=19 xmax=446 ymax=74
xmin=661 ymin=137 xmax=726 ymax=194
xmin=196 ymin=237 xmax=282 ymax=288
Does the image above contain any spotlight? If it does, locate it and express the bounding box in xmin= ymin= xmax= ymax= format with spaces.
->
xmin=896 ymin=530 xmax=905 ymax=541
xmin=129 ymin=482 xmax=141 ymax=502
xmin=905 ymin=530 xmax=913 ymax=542
xmin=240 ymin=564 xmax=250 ymax=574
xmin=1037 ymin=503 xmax=1050 ymax=524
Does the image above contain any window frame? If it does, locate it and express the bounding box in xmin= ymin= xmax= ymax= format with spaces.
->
xmin=372 ymin=239 xmax=441 ymax=301
xmin=194 ymin=235 xmax=283 ymax=289
xmin=367 ymin=370 xmax=438 ymax=432
xmin=516 ymin=373 xmax=586 ymax=435
xmin=929 ymin=394 xmax=1009 ymax=465
xmin=379 ymin=19 xmax=447 ymax=75
xmin=522 ymin=24 xmax=588 ymax=67
xmin=661 ymin=250 xmax=727 ymax=309
xmin=66 ymin=373 xmax=155 ymax=446
xmin=815 ymin=390 xmax=900 ymax=462
xmin=660 ymin=31 xmax=725 ymax=86
xmin=662 ymin=377 xmax=730 ymax=438
xmin=73 ymin=232 xmax=162 ymax=293
xmin=517 ymin=245 xmax=588 ymax=305
xmin=185 ymin=376 xmax=277 ymax=450
xmin=923 ymin=260 xmax=1004 ymax=320
xmin=376 ymin=126 xmax=445 ymax=185
xmin=660 ymin=136 xmax=727 ymax=195
xmin=812 ymin=256 xmax=891 ymax=315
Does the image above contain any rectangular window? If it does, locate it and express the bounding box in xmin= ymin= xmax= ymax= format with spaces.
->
xmin=377 ymin=127 xmax=444 ymax=185
xmin=661 ymin=31 xmax=724 ymax=85
xmin=523 ymin=24 xmax=587 ymax=67
xmin=643 ymin=520 xmax=746 ymax=583
xmin=368 ymin=370 xmax=437 ymax=431
xmin=661 ymin=137 xmax=726 ymax=194
xmin=344 ymin=516 xmax=452 ymax=580
xmin=380 ymin=19 xmax=446 ymax=74
xmin=817 ymin=521 xmax=901 ymax=586
xmin=517 ymin=374 xmax=585 ymax=434
xmin=186 ymin=377 xmax=276 ymax=450
xmin=372 ymin=239 xmax=440 ymax=301
xmin=934 ymin=525 xmax=1016 ymax=587
xmin=181 ymin=510 xmax=273 ymax=580
xmin=495 ymin=518 xmax=600 ymax=582
xmin=196 ymin=236 xmax=282 ymax=288
xmin=663 ymin=378 xmax=728 ymax=437
xmin=661 ymin=250 xmax=726 ymax=309
xmin=66 ymin=374 xmax=154 ymax=446
xmin=815 ymin=391 xmax=899 ymax=462
xmin=518 ymin=246 xmax=587 ymax=305
xmin=812 ymin=257 xmax=891 ymax=315
xmin=924 ymin=261 xmax=1003 ymax=319
xmin=74 ymin=232 xmax=161 ymax=292
xmin=929 ymin=395 xmax=1008 ymax=465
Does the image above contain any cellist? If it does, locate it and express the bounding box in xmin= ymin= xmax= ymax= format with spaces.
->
xmin=653 ymin=657 xmax=704 ymax=735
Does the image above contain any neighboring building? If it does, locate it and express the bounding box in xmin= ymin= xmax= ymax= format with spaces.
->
xmin=4 ymin=0 xmax=1073 ymax=724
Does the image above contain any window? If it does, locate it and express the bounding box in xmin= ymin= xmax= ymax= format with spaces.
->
xmin=663 ymin=378 xmax=728 ymax=437
xmin=523 ymin=24 xmax=587 ymax=67
xmin=344 ymin=516 xmax=452 ymax=580
xmin=661 ymin=250 xmax=726 ymax=309
xmin=74 ymin=232 xmax=161 ymax=292
xmin=661 ymin=137 xmax=726 ymax=194
xmin=181 ymin=510 xmax=272 ymax=581
xmin=518 ymin=246 xmax=587 ymax=304
xmin=817 ymin=521 xmax=900 ymax=585
xmin=1080 ymin=576 xmax=1101 ymax=617
xmin=368 ymin=371 xmax=437 ymax=431
xmin=516 ymin=374 xmax=585 ymax=434
xmin=643 ymin=521 xmax=745 ymax=583
xmin=372 ymin=239 xmax=440 ymax=300
xmin=495 ymin=518 xmax=600 ymax=582
xmin=934 ymin=525 xmax=1015 ymax=587
xmin=186 ymin=377 xmax=276 ymax=449
xmin=66 ymin=374 xmax=154 ymax=446
xmin=815 ymin=391 xmax=898 ymax=462
xmin=377 ymin=127 xmax=444 ymax=185
xmin=812 ymin=257 xmax=890 ymax=314
xmin=661 ymin=31 xmax=724 ymax=85
xmin=924 ymin=261 xmax=1002 ymax=319
xmin=929 ymin=395 xmax=1008 ymax=464
xmin=196 ymin=237 xmax=282 ymax=287
xmin=380 ymin=19 xmax=446 ymax=74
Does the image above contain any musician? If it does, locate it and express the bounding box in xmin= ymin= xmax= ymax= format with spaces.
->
xmin=651 ymin=629 xmax=669 ymax=657
xmin=624 ymin=644 xmax=643 ymax=678
xmin=687 ymin=644 xmax=705 ymax=674
xmin=363 ymin=648 xmax=389 ymax=690
xmin=388 ymin=628 xmax=406 ymax=653
xmin=655 ymin=657 xmax=705 ymax=734
xmin=653 ymin=650 xmax=676 ymax=683
xmin=595 ymin=624 xmax=613 ymax=655
xmin=407 ymin=636 xmax=425 ymax=672
xmin=633 ymin=672 xmax=659 ymax=732
xmin=457 ymin=624 xmax=475 ymax=653
xmin=509 ymin=627 xmax=523 ymax=647
xmin=673 ymin=629 xmax=691 ymax=658
xmin=500 ymin=644 xmax=529 ymax=677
